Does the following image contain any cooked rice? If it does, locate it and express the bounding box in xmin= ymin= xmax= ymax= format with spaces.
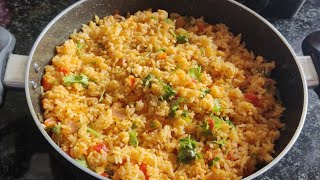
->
xmin=41 ymin=10 xmax=284 ymax=179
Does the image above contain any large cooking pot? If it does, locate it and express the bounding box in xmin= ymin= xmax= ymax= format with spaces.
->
xmin=1 ymin=0 xmax=319 ymax=179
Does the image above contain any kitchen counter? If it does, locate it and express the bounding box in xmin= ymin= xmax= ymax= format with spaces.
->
xmin=0 ymin=0 xmax=319 ymax=179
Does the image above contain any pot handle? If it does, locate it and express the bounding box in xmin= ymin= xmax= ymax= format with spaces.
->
xmin=302 ymin=30 xmax=320 ymax=97
xmin=0 ymin=27 xmax=27 ymax=105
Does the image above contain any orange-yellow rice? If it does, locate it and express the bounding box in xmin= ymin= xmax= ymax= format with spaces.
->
xmin=41 ymin=9 xmax=284 ymax=179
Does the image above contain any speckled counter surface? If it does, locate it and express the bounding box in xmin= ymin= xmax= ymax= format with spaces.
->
xmin=0 ymin=0 xmax=319 ymax=180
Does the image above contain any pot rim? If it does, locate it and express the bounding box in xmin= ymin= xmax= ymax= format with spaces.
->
xmin=24 ymin=0 xmax=308 ymax=179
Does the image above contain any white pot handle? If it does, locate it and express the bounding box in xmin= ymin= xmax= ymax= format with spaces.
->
xmin=0 ymin=27 xmax=27 ymax=104
xmin=4 ymin=54 xmax=28 ymax=88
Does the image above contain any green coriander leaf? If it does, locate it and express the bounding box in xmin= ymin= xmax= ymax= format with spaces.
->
xmin=131 ymin=123 xmax=138 ymax=129
xmin=63 ymin=74 xmax=89 ymax=87
xmin=176 ymin=34 xmax=188 ymax=44
xmin=179 ymin=135 xmax=197 ymax=149
xmin=188 ymin=65 xmax=202 ymax=81
xmin=128 ymin=131 xmax=139 ymax=147
xmin=165 ymin=18 xmax=174 ymax=24
xmin=76 ymin=42 xmax=84 ymax=50
xmin=214 ymin=140 xmax=226 ymax=148
xmin=225 ymin=149 xmax=229 ymax=155
xmin=161 ymin=83 xmax=176 ymax=101
xmin=208 ymin=157 xmax=220 ymax=167
xmin=213 ymin=99 xmax=221 ymax=113
xmin=150 ymin=121 xmax=157 ymax=129
xmin=210 ymin=115 xmax=223 ymax=129
xmin=226 ymin=119 xmax=235 ymax=127
xmin=87 ymin=127 xmax=102 ymax=137
xmin=178 ymin=135 xmax=198 ymax=163
xmin=196 ymin=153 xmax=203 ymax=159
xmin=181 ymin=110 xmax=189 ymax=118
xmin=201 ymin=88 xmax=210 ymax=98
xmin=178 ymin=148 xmax=197 ymax=164
xmin=76 ymin=158 xmax=88 ymax=168
xmin=142 ymin=74 xmax=154 ymax=87
xmin=181 ymin=110 xmax=192 ymax=123
xmin=200 ymin=121 xmax=213 ymax=137
xmin=200 ymin=47 xmax=205 ymax=55
xmin=52 ymin=124 xmax=61 ymax=135
xmin=159 ymin=48 xmax=167 ymax=52
xmin=169 ymin=98 xmax=185 ymax=118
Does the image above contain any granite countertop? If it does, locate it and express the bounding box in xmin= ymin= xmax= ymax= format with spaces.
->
xmin=0 ymin=0 xmax=319 ymax=180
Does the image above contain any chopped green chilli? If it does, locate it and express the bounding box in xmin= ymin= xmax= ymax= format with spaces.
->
xmin=63 ymin=74 xmax=89 ymax=86
xmin=129 ymin=131 xmax=139 ymax=147
xmin=76 ymin=157 xmax=88 ymax=168
xmin=169 ymin=29 xmax=176 ymax=36
xmin=87 ymin=127 xmax=102 ymax=137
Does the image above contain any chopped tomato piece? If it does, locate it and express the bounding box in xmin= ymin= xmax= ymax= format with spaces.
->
xmin=129 ymin=76 xmax=135 ymax=87
xmin=139 ymin=163 xmax=149 ymax=180
xmin=120 ymin=159 xmax=127 ymax=165
xmin=204 ymin=144 xmax=211 ymax=152
xmin=191 ymin=79 xmax=197 ymax=84
xmin=227 ymin=153 xmax=239 ymax=161
xmin=175 ymin=16 xmax=186 ymax=28
xmin=244 ymin=92 xmax=261 ymax=107
xmin=208 ymin=119 xmax=214 ymax=130
xmin=42 ymin=78 xmax=52 ymax=91
xmin=196 ymin=22 xmax=206 ymax=32
xmin=58 ymin=67 xmax=69 ymax=74
xmin=44 ymin=117 xmax=57 ymax=128
xmin=92 ymin=143 xmax=108 ymax=152
xmin=100 ymin=172 xmax=108 ymax=177
xmin=157 ymin=52 xmax=167 ymax=60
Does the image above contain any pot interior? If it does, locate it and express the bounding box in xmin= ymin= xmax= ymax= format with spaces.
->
xmin=26 ymin=0 xmax=306 ymax=178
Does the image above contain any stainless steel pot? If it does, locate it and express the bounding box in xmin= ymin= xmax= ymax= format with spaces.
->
xmin=0 ymin=0 xmax=319 ymax=179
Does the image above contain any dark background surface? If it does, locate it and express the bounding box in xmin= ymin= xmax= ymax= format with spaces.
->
xmin=0 ymin=0 xmax=320 ymax=179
